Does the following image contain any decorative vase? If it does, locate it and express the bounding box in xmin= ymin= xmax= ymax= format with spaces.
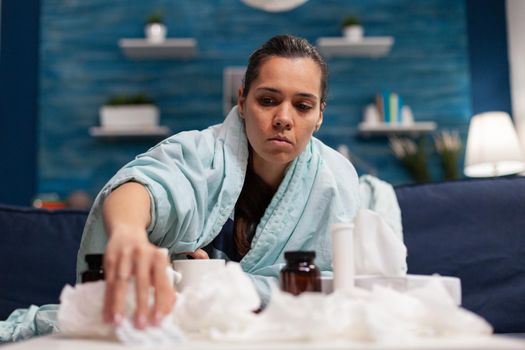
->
xmin=343 ymin=25 xmax=364 ymax=42
xmin=99 ymin=105 xmax=160 ymax=130
xmin=145 ymin=23 xmax=167 ymax=43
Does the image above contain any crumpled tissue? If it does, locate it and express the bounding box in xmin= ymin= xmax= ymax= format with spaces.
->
xmin=171 ymin=263 xmax=260 ymax=335
xmin=57 ymin=280 xmax=184 ymax=345
xmin=58 ymin=263 xmax=491 ymax=346
xmin=353 ymin=208 xmax=408 ymax=276
xmin=210 ymin=277 xmax=492 ymax=343
xmin=57 ymin=263 xmax=257 ymax=344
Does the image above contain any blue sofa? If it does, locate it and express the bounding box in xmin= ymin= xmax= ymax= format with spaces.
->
xmin=0 ymin=206 xmax=87 ymax=321
xmin=397 ymin=177 xmax=525 ymax=333
xmin=1 ymin=177 xmax=524 ymax=333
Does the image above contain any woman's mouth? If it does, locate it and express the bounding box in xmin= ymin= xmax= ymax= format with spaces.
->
xmin=268 ymin=136 xmax=292 ymax=145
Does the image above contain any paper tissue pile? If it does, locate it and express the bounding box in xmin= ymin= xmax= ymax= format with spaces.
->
xmin=56 ymin=209 xmax=493 ymax=347
xmin=57 ymin=263 xmax=493 ymax=346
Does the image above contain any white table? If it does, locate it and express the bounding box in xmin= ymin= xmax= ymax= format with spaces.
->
xmin=3 ymin=334 xmax=525 ymax=350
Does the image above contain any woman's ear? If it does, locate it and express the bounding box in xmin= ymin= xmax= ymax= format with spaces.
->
xmin=237 ymin=87 xmax=246 ymax=117
xmin=314 ymin=101 xmax=326 ymax=132
xmin=315 ymin=110 xmax=324 ymax=131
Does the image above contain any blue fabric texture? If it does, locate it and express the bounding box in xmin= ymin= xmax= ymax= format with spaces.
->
xmin=0 ymin=205 xmax=87 ymax=321
xmin=396 ymin=177 xmax=525 ymax=333
xmin=0 ymin=305 xmax=59 ymax=342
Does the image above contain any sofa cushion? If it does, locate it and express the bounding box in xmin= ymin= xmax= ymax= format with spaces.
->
xmin=0 ymin=205 xmax=88 ymax=320
xmin=395 ymin=177 xmax=525 ymax=333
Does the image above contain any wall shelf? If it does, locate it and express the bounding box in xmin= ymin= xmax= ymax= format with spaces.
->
xmin=316 ymin=37 xmax=394 ymax=58
xmin=358 ymin=122 xmax=437 ymax=137
xmin=118 ymin=38 xmax=197 ymax=59
xmin=89 ymin=126 xmax=171 ymax=138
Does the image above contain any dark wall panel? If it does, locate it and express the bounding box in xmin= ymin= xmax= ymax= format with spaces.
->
xmin=466 ymin=0 xmax=512 ymax=115
xmin=0 ymin=0 xmax=40 ymax=205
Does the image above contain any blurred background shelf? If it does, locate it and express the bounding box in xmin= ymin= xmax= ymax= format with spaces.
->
xmin=316 ymin=36 xmax=394 ymax=57
xmin=89 ymin=126 xmax=171 ymax=138
xmin=358 ymin=122 xmax=437 ymax=137
xmin=118 ymin=38 xmax=197 ymax=59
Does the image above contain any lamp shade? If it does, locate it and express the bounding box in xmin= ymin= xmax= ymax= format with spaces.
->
xmin=464 ymin=111 xmax=525 ymax=177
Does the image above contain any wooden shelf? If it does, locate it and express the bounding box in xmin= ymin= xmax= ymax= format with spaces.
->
xmin=358 ymin=122 xmax=437 ymax=137
xmin=118 ymin=38 xmax=197 ymax=59
xmin=316 ymin=36 xmax=394 ymax=58
xmin=89 ymin=126 xmax=171 ymax=138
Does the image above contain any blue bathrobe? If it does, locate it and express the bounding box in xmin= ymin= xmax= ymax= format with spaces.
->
xmin=77 ymin=107 xmax=360 ymax=305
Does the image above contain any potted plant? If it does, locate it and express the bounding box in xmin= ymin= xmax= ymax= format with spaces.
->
xmin=389 ymin=136 xmax=431 ymax=183
xmin=341 ymin=14 xmax=363 ymax=42
xmin=434 ymin=130 xmax=462 ymax=180
xmin=99 ymin=93 xmax=159 ymax=130
xmin=145 ymin=10 xmax=167 ymax=43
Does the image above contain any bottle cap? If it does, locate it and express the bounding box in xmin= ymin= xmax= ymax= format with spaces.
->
xmin=284 ymin=250 xmax=316 ymax=262
xmin=85 ymin=254 xmax=104 ymax=269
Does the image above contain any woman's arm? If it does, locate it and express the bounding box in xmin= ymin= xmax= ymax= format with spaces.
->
xmin=102 ymin=182 xmax=175 ymax=329
xmin=103 ymin=181 xmax=151 ymax=232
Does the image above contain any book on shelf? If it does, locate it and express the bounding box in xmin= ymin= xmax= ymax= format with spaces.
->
xmin=376 ymin=91 xmax=404 ymax=124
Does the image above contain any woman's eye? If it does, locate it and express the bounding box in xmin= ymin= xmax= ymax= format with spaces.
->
xmin=259 ymin=97 xmax=275 ymax=106
xmin=297 ymin=103 xmax=313 ymax=111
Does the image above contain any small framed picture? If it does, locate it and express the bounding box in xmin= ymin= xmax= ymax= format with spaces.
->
xmin=223 ymin=67 xmax=246 ymax=116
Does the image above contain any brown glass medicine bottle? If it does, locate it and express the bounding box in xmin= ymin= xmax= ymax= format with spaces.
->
xmin=280 ymin=251 xmax=321 ymax=295
xmin=81 ymin=254 xmax=105 ymax=283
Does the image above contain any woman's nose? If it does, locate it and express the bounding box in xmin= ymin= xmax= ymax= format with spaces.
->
xmin=273 ymin=104 xmax=293 ymax=129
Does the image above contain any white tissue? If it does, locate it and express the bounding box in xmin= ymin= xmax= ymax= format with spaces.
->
xmin=172 ymin=263 xmax=260 ymax=335
xmin=57 ymin=281 xmax=114 ymax=339
xmin=115 ymin=318 xmax=184 ymax=346
xmin=211 ymin=277 xmax=492 ymax=343
xmin=57 ymin=263 xmax=259 ymax=345
xmin=353 ymin=209 xmax=407 ymax=276
xmin=57 ymin=280 xmax=184 ymax=346
xmin=58 ymin=262 xmax=492 ymax=346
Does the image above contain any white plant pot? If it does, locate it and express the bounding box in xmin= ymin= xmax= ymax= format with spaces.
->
xmin=145 ymin=23 xmax=167 ymax=43
xmin=343 ymin=25 xmax=364 ymax=42
xmin=99 ymin=105 xmax=159 ymax=130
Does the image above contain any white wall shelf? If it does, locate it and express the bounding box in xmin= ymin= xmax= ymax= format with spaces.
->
xmin=118 ymin=38 xmax=197 ymax=59
xmin=316 ymin=37 xmax=394 ymax=58
xmin=358 ymin=122 xmax=437 ymax=137
xmin=89 ymin=126 xmax=171 ymax=138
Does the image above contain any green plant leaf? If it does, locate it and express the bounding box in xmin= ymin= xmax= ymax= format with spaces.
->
xmin=341 ymin=14 xmax=360 ymax=28
xmin=105 ymin=93 xmax=155 ymax=106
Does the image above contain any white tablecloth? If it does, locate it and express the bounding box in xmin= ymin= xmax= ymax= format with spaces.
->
xmin=3 ymin=334 xmax=525 ymax=350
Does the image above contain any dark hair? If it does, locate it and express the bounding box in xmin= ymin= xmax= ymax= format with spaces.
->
xmin=242 ymin=34 xmax=328 ymax=104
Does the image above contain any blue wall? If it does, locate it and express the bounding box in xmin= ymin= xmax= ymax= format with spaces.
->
xmin=466 ymin=0 xmax=512 ymax=116
xmin=38 ymin=0 xmax=473 ymax=199
xmin=0 ymin=0 xmax=40 ymax=205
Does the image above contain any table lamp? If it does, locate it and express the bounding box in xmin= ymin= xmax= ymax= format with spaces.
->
xmin=464 ymin=111 xmax=525 ymax=177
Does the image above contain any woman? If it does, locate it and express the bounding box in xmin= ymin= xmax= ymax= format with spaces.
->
xmin=77 ymin=34 xmax=359 ymax=330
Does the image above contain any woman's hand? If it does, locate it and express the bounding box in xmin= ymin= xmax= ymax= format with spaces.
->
xmin=101 ymin=182 xmax=175 ymax=329
xmin=103 ymin=227 xmax=176 ymax=329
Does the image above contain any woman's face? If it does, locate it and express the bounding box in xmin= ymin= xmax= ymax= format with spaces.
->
xmin=237 ymin=56 xmax=324 ymax=186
